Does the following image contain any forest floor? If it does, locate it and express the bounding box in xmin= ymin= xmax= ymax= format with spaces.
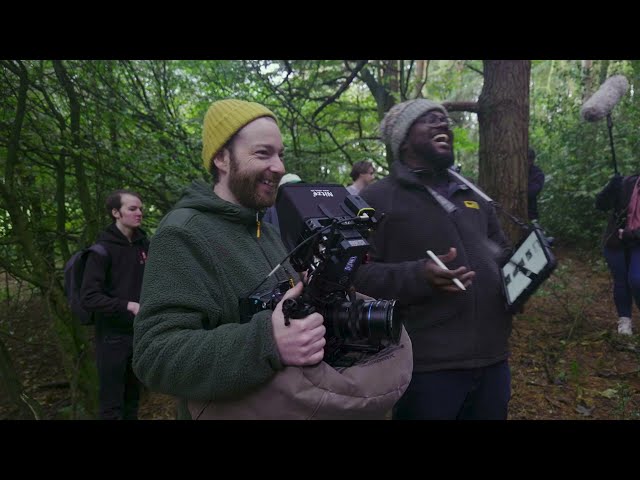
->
xmin=1 ymin=246 xmax=639 ymax=420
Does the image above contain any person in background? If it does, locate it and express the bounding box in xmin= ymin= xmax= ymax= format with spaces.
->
xmin=596 ymin=172 xmax=640 ymax=336
xmin=81 ymin=189 xmax=149 ymax=420
xmin=527 ymin=147 xmax=545 ymax=221
xmin=346 ymin=160 xmax=376 ymax=195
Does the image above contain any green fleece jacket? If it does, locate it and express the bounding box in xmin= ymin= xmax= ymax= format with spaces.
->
xmin=133 ymin=180 xmax=297 ymax=403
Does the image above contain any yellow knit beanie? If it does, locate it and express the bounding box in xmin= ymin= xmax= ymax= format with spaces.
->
xmin=202 ymin=99 xmax=278 ymax=173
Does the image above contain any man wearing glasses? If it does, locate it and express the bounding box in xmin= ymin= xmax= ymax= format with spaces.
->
xmin=353 ymin=98 xmax=514 ymax=420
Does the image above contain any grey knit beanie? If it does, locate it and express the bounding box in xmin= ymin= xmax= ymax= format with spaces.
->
xmin=380 ymin=99 xmax=448 ymax=161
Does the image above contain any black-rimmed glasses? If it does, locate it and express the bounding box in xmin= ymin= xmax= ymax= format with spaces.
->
xmin=419 ymin=112 xmax=453 ymax=128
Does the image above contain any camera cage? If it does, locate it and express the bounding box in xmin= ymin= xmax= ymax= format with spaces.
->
xmin=239 ymin=184 xmax=376 ymax=324
xmin=239 ymin=182 xmax=403 ymax=361
xmin=275 ymin=183 xmax=377 ymax=288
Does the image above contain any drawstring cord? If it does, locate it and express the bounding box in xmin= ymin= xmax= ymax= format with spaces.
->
xmin=256 ymin=212 xmax=261 ymax=238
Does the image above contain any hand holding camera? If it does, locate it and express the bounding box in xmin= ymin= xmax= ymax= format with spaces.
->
xmin=240 ymin=183 xmax=405 ymax=366
xmin=271 ymin=281 xmax=326 ymax=367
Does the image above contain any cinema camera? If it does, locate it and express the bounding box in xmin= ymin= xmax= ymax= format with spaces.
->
xmin=239 ymin=183 xmax=404 ymax=361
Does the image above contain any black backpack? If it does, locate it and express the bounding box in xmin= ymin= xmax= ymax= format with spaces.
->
xmin=63 ymin=243 xmax=108 ymax=325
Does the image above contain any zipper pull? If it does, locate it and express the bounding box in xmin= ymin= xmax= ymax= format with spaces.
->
xmin=256 ymin=212 xmax=261 ymax=238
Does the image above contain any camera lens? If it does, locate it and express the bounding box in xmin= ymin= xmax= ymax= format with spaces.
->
xmin=328 ymin=299 xmax=402 ymax=343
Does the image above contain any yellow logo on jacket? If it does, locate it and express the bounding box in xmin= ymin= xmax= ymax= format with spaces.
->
xmin=464 ymin=200 xmax=480 ymax=209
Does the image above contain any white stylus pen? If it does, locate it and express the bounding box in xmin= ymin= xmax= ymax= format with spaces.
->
xmin=426 ymin=250 xmax=466 ymax=291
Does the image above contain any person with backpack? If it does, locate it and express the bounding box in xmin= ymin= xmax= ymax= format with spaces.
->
xmin=80 ymin=189 xmax=149 ymax=420
xmin=596 ymin=173 xmax=640 ymax=336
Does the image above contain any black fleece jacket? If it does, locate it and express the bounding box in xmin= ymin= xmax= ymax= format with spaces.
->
xmin=80 ymin=223 xmax=149 ymax=335
xmin=353 ymin=161 xmax=513 ymax=373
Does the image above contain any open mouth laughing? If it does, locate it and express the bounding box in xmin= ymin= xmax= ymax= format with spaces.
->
xmin=432 ymin=133 xmax=450 ymax=146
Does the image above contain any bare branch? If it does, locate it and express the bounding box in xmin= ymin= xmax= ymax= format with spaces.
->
xmin=465 ymin=63 xmax=484 ymax=76
xmin=442 ymin=101 xmax=479 ymax=113
xmin=311 ymin=60 xmax=368 ymax=121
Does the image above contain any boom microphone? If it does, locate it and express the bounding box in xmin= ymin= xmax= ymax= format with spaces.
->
xmin=580 ymin=74 xmax=629 ymax=122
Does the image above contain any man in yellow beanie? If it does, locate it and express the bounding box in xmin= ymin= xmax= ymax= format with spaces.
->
xmin=353 ymin=98 xmax=514 ymax=420
xmin=133 ymin=99 xmax=327 ymax=418
xmin=133 ymin=99 xmax=413 ymax=419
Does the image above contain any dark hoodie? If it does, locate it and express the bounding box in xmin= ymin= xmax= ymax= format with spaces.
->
xmin=80 ymin=223 xmax=149 ymax=335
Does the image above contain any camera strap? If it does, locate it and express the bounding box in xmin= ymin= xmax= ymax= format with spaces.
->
xmin=425 ymin=185 xmax=458 ymax=214
xmin=246 ymin=235 xmax=296 ymax=299
xmin=446 ymin=168 xmax=533 ymax=234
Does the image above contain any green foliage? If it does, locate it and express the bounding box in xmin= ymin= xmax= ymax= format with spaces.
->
xmin=3 ymin=59 xmax=640 ymax=415
xmin=4 ymin=59 xmax=637 ymax=281
xmin=530 ymin=60 xmax=640 ymax=249
xmin=613 ymin=382 xmax=635 ymax=420
xmin=237 ymin=60 xmax=385 ymax=185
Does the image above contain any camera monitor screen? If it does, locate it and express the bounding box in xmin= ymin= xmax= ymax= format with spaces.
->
xmin=275 ymin=183 xmax=355 ymax=253
xmin=501 ymin=227 xmax=557 ymax=312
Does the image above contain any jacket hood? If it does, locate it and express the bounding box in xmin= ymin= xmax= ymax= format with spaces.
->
xmin=391 ymin=161 xmax=469 ymax=191
xmin=391 ymin=160 xmax=424 ymax=188
xmin=97 ymin=223 xmax=147 ymax=246
xmin=174 ymin=180 xmax=264 ymax=225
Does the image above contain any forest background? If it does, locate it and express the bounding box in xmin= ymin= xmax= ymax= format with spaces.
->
xmin=2 ymin=60 xmax=639 ymax=420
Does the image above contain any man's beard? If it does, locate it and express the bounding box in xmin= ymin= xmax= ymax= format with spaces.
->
xmin=415 ymin=143 xmax=454 ymax=172
xmin=228 ymin=155 xmax=279 ymax=209
xmin=431 ymin=152 xmax=454 ymax=171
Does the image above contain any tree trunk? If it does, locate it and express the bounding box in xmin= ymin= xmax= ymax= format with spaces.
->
xmin=53 ymin=60 xmax=99 ymax=245
xmin=478 ymin=60 xmax=531 ymax=244
xmin=359 ymin=61 xmax=404 ymax=169
xmin=413 ymin=60 xmax=429 ymax=98
xmin=46 ymin=286 xmax=99 ymax=418
xmin=0 ymin=336 xmax=41 ymax=419
xmin=581 ymin=60 xmax=593 ymax=101
xmin=56 ymin=151 xmax=71 ymax=261
xmin=1 ymin=60 xmax=99 ymax=419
